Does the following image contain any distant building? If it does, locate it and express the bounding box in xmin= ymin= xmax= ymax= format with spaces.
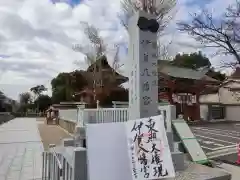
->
xmin=157 ymin=60 xmax=220 ymax=120
xmin=75 ymin=58 xmax=220 ymax=120
xmin=74 ymin=55 xmax=128 ymax=107
xmin=200 ymin=67 xmax=240 ymax=121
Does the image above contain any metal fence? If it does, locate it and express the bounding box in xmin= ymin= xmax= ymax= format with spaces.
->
xmin=42 ymin=145 xmax=73 ymax=180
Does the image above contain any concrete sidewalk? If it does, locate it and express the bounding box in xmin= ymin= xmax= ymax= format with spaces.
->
xmin=0 ymin=118 xmax=71 ymax=180
xmin=216 ymin=163 xmax=240 ymax=180
xmin=0 ymin=118 xmax=43 ymax=180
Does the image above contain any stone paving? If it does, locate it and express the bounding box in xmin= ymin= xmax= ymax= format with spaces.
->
xmin=0 ymin=118 xmax=43 ymax=180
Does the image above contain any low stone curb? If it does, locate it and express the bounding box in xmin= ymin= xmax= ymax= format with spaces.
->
xmin=188 ymin=120 xmax=237 ymax=126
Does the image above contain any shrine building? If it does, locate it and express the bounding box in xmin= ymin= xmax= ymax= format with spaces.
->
xmin=73 ymin=57 xmax=220 ymax=121
xmin=74 ymin=55 xmax=128 ymax=107
xmin=157 ymin=60 xmax=220 ymax=121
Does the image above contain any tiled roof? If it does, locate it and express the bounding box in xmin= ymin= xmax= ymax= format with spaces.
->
xmin=200 ymin=85 xmax=219 ymax=95
xmin=202 ymin=75 xmax=219 ymax=82
xmin=158 ymin=60 xmax=212 ymax=80
xmin=157 ymin=60 xmax=220 ymax=83
xmin=84 ymin=55 xmax=128 ymax=83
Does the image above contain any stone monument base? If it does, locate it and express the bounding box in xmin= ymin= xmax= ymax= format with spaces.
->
xmin=174 ymin=161 xmax=231 ymax=180
xmin=58 ymin=137 xmax=231 ymax=180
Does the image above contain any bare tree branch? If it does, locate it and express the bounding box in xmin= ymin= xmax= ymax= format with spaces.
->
xmin=119 ymin=0 xmax=177 ymax=36
xmin=178 ymin=1 xmax=240 ymax=67
xmin=73 ymin=22 xmax=106 ymax=63
xmin=119 ymin=0 xmax=177 ymax=61
xmin=158 ymin=39 xmax=174 ymax=60
xmin=219 ymin=60 xmax=239 ymax=69
xmin=72 ymin=22 xmax=126 ymax=100
xmin=112 ymin=45 xmax=124 ymax=72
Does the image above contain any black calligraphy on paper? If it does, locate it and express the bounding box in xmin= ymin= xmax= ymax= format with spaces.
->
xmin=145 ymin=118 xmax=158 ymax=143
xmin=142 ymin=82 xmax=150 ymax=91
xmin=131 ymin=121 xmax=144 ymax=145
xmin=145 ymin=118 xmax=168 ymax=178
xmin=143 ymin=96 xmax=151 ymax=105
xmin=151 ymin=143 xmax=160 ymax=153
xmin=131 ymin=120 xmax=149 ymax=179
xmin=129 ymin=138 xmax=138 ymax=178
xmin=152 ymin=151 xmax=162 ymax=164
xmin=131 ymin=121 xmax=149 ymax=154
xmin=141 ymin=69 xmax=151 ymax=76
xmin=129 ymin=117 xmax=169 ymax=179
xmin=132 ymin=164 xmax=138 ymax=178
xmin=151 ymin=150 xmax=169 ymax=178
xmin=139 ymin=152 xmax=148 ymax=165
xmin=153 ymin=165 xmax=169 ymax=177
xmin=140 ymin=161 xmax=150 ymax=178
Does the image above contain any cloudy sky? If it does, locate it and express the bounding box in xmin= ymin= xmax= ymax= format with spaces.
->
xmin=0 ymin=0 xmax=236 ymax=100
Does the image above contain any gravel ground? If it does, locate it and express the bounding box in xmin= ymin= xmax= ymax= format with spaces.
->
xmin=38 ymin=120 xmax=72 ymax=150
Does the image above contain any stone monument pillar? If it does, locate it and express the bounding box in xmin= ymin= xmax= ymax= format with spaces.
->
xmin=128 ymin=10 xmax=159 ymax=120
xmin=127 ymin=7 xmax=185 ymax=172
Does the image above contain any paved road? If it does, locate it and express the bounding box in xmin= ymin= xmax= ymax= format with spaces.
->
xmin=0 ymin=118 xmax=43 ymax=180
xmin=190 ymin=122 xmax=240 ymax=164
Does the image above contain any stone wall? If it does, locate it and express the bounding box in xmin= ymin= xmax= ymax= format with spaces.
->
xmin=225 ymin=105 xmax=240 ymax=121
xmin=59 ymin=118 xmax=76 ymax=134
xmin=58 ymin=109 xmax=78 ymax=123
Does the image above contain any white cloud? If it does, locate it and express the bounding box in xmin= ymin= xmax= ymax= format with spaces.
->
xmin=205 ymin=0 xmax=236 ymax=18
xmin=165 ymin=0 xmax=239 ymax=71
xmin=0 ymin=0 xmax=88 ymax=99
xmin=0 ymin=0 xmax=237 ymax=100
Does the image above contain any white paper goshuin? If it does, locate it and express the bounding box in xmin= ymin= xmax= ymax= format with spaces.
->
xmin=125 ymin=115 xmax=175 ymax=179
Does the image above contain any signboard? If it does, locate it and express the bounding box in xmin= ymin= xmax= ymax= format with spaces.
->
xmin=125 ymin=115 xmax=175 ymax=179
xmin=172 ymin=93 xmax=197 ymax=105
